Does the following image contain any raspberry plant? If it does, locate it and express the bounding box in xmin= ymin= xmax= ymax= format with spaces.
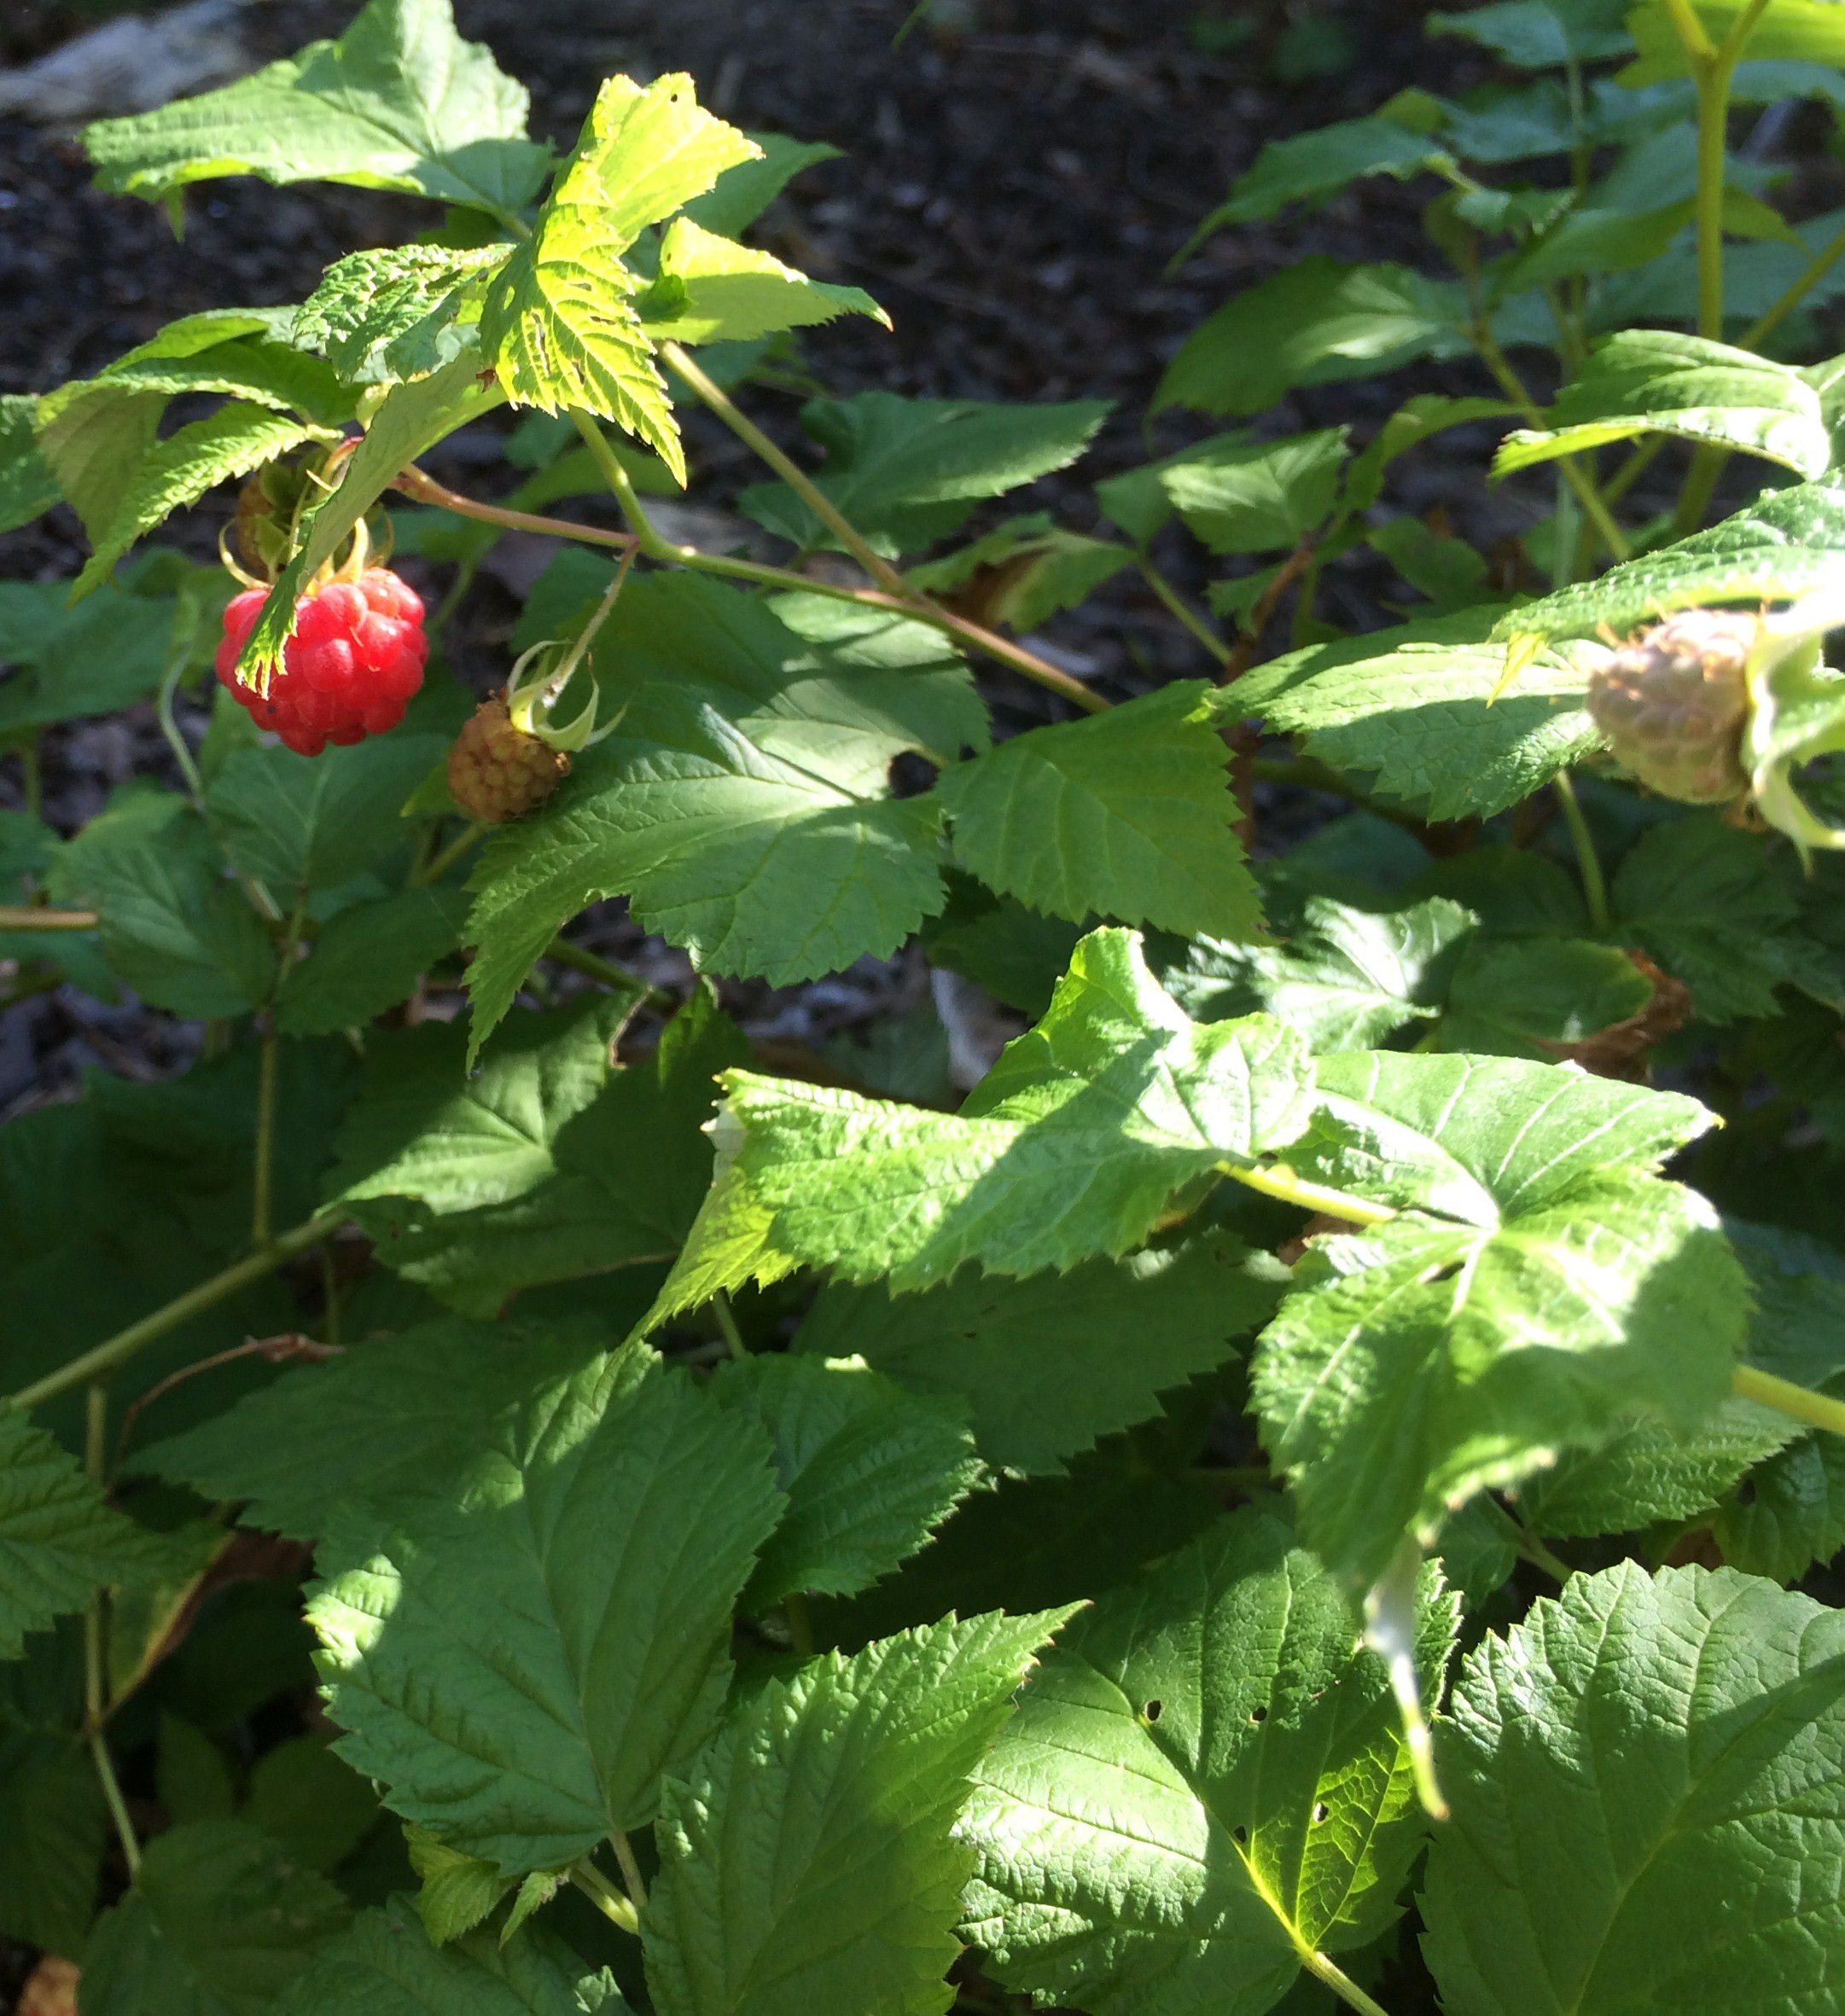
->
xmin=9 ymin=1 xmax=1845 ymax=2012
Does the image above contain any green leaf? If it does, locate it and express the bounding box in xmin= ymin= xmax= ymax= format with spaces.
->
xmin=207 ymin=735 xmax=447 ymax=894
xmin=33 ymin=385 xmax=162 ymax=544
xmin=49 ymin=792 xmax=272 ymax=1019
xmin=1237 ymin=618 xmax=1599 ymax=820
xmin=1438 ymin=937 xmax=1654 ymax=1057
xmin=1500 ymin=479 xmax=1845 ymax=645
xmin=481 ymin=73 xmax=760 ymax=480
xmin=83 ymin=0 xmax=550 ymax=220
xmin=637 ymin=216 xmax=887 ymax=346
xmin=310 ymin=1348 xmax=783 ymax=1872
xmin=681 ymin=132 xmax=841 ymax=239
xmin=736 ymin=391 xmax=1110 ymax=557
xmin=1624 ymin=0 xmax=1845 ymax=80
xmin=1342 ymin=394 xmax=1520 ymax=512
xmin=1155 ymin=260 xmax=1464 ymax=420
xmin=905 ymin=511 xmax=1132 ymax=631
xmin=1422 ymin=1562 xmax=1845 ymax=2016
xmin=294 ymin=245 xmax=509 ymax=385
xmin=275 ymin=886 xmax=469 ymax=1036
xmin=73 ymin=332 xmax=352 ymax=427
xmin=1609 ymin=819 xmax=1808 ymax=1024
xmin=243 ymin=1736 xmax=380 ymax=1874
xmin=282 ymin=1897 xmax=625 ymax=2016
xmin=712 ymin=1354 xmax=981 ymax=1603
xmin=1162 ymin=428 xmax=1349 ymax=556
xmin=938 ymin=682 xmax=1262 ymax=941
xmin=1163 ymin=893 xmax=1475 ymax=1052
xmin=404 ymin=1827 xmax=514 ymax=1945
xmin=81 ymin=1820 xmax=351 ymax=2016
xmin=0 ymin=581 xmax=174 ymax=734
xmin=959 ymin=1509 xmax=1458 ymax=2016
xmin=794 ymin=1230 xmax=1287 ymax=1475
xmin=0 ymin=396 xmax=63 ymax=535
xmin=135 ymin=1314 xmax=608 ymax=1543
xmin=644 ymin=1609 xmax=1074 ymax=2016
xmin=463 ymin=575 xmax=976 ymax=1044
xmin=1252 ymin=1052 xmax=1743 ymax=1586
xmin=1494 ymin=331 xmax=1830 ymax=481
xmin=0 ymin=1727 xmax=104 ymax=1955
xmin=1430 ymin=0 xmax=1633 ymax=66
xmin=1493 ymin=200 xmax=1692 ymax=296
xmin=921 ymin=876 xmax=1087 ymax=1017
xmin=1369 ymin=518 xmax=1493 ymax=611
xmin=707 ymin=928 xmax=1314 ymax=1290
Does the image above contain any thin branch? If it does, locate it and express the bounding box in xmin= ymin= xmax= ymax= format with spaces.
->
xmin=610 ymin=1830 xmax=650 ymax=1913
xmin=0 ymin=905 xmax=98 ymax=931
xmin=1553 ymin=773 xmax=1610 ymax=935
xmin=1136 ymin=556 xmax=1230 ymax=665
xmin=393 ymin=466 xmax=637 ymax=553
xmin=712 ymin=1289 xmax=749 ymax=1364
xmin=1733 ymin=1362 xmax=1845 ymax=1439
xmin=568 ymin=1860 xmax=639 ymax=1936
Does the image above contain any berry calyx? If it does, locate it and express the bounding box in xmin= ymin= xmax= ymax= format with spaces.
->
xmin=447 ymin=692 xmax=571 ymax=822
xmin=215 ymin=567 xmax=428 ymax=758
xmin=1586 ymin=608 xmax=1754 ymax=806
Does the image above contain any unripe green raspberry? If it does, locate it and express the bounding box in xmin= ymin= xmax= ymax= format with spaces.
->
xmin=1586 ymin=608 xmax=1754 ymax=805
xmin=447 ymin=693 xmax=570 ymax=822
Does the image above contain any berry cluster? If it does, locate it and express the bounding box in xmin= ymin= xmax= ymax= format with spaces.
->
xmin=446 ymin=692 xmax=571 ymax=822
xmin=1586 ymin=607 xmax=1754 ymax=806
xmin=216 ymin=569 xmax=428 ymax=757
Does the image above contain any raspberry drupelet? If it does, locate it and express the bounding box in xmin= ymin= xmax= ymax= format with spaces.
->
xmin=215 ymin=568 xmax=428 ymax=757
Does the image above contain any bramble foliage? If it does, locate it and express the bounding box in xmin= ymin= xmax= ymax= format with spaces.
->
xmin=9 ymin=2 xmax=1845 ymax=2013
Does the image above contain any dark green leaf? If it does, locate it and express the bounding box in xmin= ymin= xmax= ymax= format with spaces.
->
xmin=276 ymin=886 xmax=469 ymax=1036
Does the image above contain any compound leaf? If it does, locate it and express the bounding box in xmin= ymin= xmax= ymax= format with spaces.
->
xmin=1422 ymin=1562 xmax=1845 ymax=2016
xmin=644 ymin=1609 xmax=1074 ymax=2016
xmin=959 ymin=1509 xmax=1458 ymax=2016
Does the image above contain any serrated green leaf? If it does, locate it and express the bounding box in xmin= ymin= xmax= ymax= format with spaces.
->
xmin=242 ymin=1736 xmax=380 ymax=1874
xmin=1253 ymin=1052 xmax=1742 ymax=1585
xmin=282 ymin=1897 xmax=625 ymax=2016
xmin=1423 ymin=1562 xmax=1845 ymax=2016
xmin=73 ymin=404 xmax=335 ymax=598
xmin=310 ymin=1349 xmax=783 ymax=1872
xmin=33 ymin=385 xmax=163 ymax=545
xmin=0 ymin=396 xmax=63 ymax=535
xmin=921 ymin=876 xmax=1087 ymax=1017
xmin=794 ymin=1230 xmax=1286 ymax=1474
xmin=959 ymin=1508 xmax=1458 ymax=2016
xmin=1155 ymin=260 xmax=1465 ymax=419
xmin=135 ymin=1316 xmax=609 ymax=1541
xmin=275 ymin=886 xmax=469 ymax=1036
xmin=1163 ymin=893 xmax=1475 ymax=1052
xmin=707 ymin=928 xmax=1313 ymax=1290
xmin=0 ymin=580 xmax=173 ymax=733
xmin=938 ymin=682 xmax=1262 ymax=940
xmin=1430 ymin=0 xmax=1632 ymax=65
xmin=905 ymin=511 xmax=1133 ymax=631
xmin=294 ymin=245 xmax=509 ymax=385
xmin=73 ymin=334 xmax=352 ymax=428
xmin=1499 ymin=478 xmax=1845 ymax=644
xmin=1342 ymin=394 xmax=1520 ymax=512
xmin=1494 ymin=331 xmax=1830 ymax=481
xmin=1494 ymin=199 xmax=1693 ymax=295
xmin=712 ymin=1354 xmax=981 ymax=1603
xmin=0 ymin=1729 xmax=105 ymax=1955
xmin=1438 ymin=936 xmax=1654 ymax=1057
xmin=681 ymin=132 xmax=841 ymax=239
xmin=736 ymin=391 xmax=1110 ymax=556
xmin=463 ymin=576 xmax=976 ymax=1045
xmin=81 ymin=1819 xmax=351 ymax=2016
xmin=644 ymin=1609 xmax=1074 ymax=2016
xmin=404 ymin=1828 xmax=515 ymax=1945
xmin=83 ymin=0 xmax=550 ymax=220
xmin=1236 ymin=618 xmax=1598 ymax=820
xmin=1369 ymin=518 xmax=1494 ymax=610
xmin=1163 ymin=427 xmax=1349 ymax=555
xmin=637 ymin=216 xmax=887 ymax=346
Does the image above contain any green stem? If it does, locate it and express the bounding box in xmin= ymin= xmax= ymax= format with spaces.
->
xmin=393 ymin=466 xmax=636 ymax=555
xmin=1477 ymin=1496 xmax=1571 ymax=1583
xmin=1296 ymin=1947 xmax=1398 ymax=2016
xmin=1733 ymin=1362 xmax=1845 ymax=1438
xmin=783 ymin=1590 xmax=816 ymax=1655
xmin=1288 ymin=551 xmax=1326 ymax=651
xmin=84 ymin=1383 xmax=141 ymax=1876
xmin=252 ymin=1018 xmax=279 ymax=1249
xmin=0 ymin=905 xmax=98 ymax=931
xmin=1743 ymin=223 xmax=1845 ymax=349
xmin=569 ymin=1860 xmax=639 ymax=1936
xmin=156 ymin=655 xmax=206 ymax=812
xmin=1136 ymin=556 xmax=1230 ymax=665
xmin=1671 ymin=444 xmax=1727 ymax=540
xmin=10 ymin=1211 xmax=344 ymax=1411
xmin=413 ymin=822 xmax=487 ymax=888
xmin=712 ymin=1289 xmax=749 ymax=1363
xmin=1471 ymin=327 xmax=1631 ymax=561
xmin=1553 ymin=773 xmax=1610 ymax=934
xmin=567 ymin=407 xmax=1108 ymax=715
xmin=1225 ymin=1161 xmax=1400 ymax=1227
xmin=610 ymin=1830 xmax=649 ymax=1912
xmin=1601 ymin=435 xmax=1667 ymax=508
xmin=544 ymin=934 xmax=666 ymax=1005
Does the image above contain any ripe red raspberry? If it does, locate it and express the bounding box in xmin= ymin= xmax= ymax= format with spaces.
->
xmin=214 ymin=568 xmax=428 ymax=758
xmin=446 ymin=693 xmax=570 ymax=822
xmin=1586 ymin=608 xmax=1754 ymax=805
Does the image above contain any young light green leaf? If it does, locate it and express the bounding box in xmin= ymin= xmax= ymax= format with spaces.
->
xmin=1164 ymin=893 xmax=1475 ymax=1052
xmin=275 ymin=886 xmax=469 ymax=1037
xmin=1493 ymin=331 xmax=1831 ymax=481
xmin=637 ymin=216 xmax=887 ymax=346
xmin=905 ymin=512 xmax=1132 ymax=630
xmin=708 ymin=928 xmax=1313 ymax=1290
xmin=1236 ymin=618 xmax=1599 ymax=820
xmin=1253 ymin=1052 xmax=1743 ymax=1586
xmin=794 ymin=1230 xmax=1286 ymax=1475
xmin=32 ymin=385 xmax=163 ymax=546
xmin=736 ymin=391 xmax=1110 ymax=556
xmin=0 ymin=396 xmax=63 ymax=535
xmin=959 ymin=1508 xmax=1458 ymax=2016
xmin=1155 ymin=259 xmax=1464 ymax=419
xmin=83 ymin=0 xmax=550 ymax=220
xmin=81 ymin=1819 xmax=352 ymax=2016
xmin=1423 ymin=1562 xmax=1845 ymax=2016
xmin=1161 ymin=427 xmax=1349 ymax=555
xmin=310 ymin=1348 xmax=783 ymax=1873
xmin=1624 ymin=0 xmax=1845 ymax=81
xmin=644 ymin=1609 xmax=1074 ymax=2016
xmin=937 ymin=682 xmax=1262 ymax=941
xmin=463 ymin=576 xmax=978 ymax=1046
xmin=282 ymin=1897 xmax=626 ymax=2016
xmin=712 ymin=1354 xmax=981 ymax=1604
xmin=294 ymin=245 xmax=509 ymax=385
